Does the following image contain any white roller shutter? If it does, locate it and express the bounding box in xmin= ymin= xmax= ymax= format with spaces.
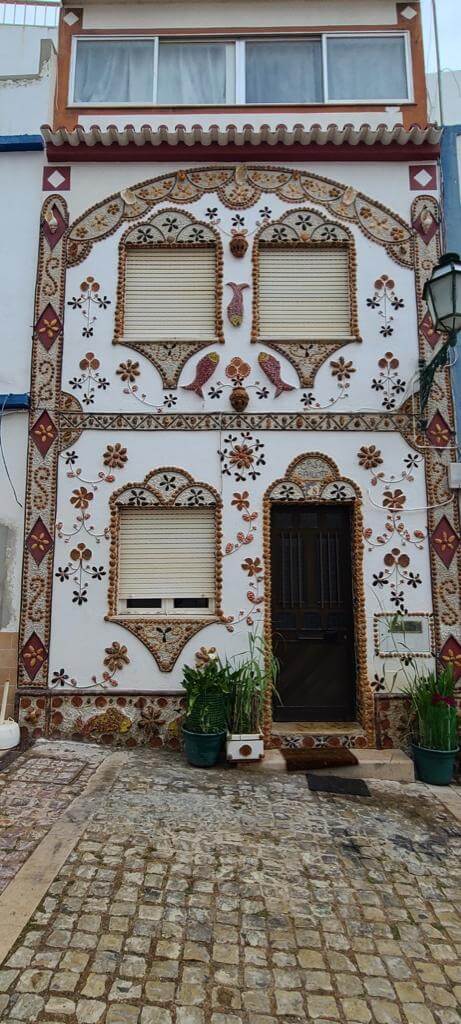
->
xmin=259 ymin=247 xmax=351 ymax=339
xmin=124 ymin=248 xmax=217 ymax=341
xmin=118 ymin=507 xmax=215 ymax=599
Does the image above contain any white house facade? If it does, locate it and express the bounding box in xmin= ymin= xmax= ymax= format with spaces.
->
xmin=16 ymin=0 xmax=461 ymax=751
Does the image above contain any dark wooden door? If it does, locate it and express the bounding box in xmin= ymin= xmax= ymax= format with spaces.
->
xmin=271 ymin=504 xmax=356 ymax=722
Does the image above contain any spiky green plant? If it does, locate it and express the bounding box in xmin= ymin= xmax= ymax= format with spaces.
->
xmin=403 ymin=664 xmax=458 ymax=752
xmin=227 ymin=633 xmax=279 ymax=734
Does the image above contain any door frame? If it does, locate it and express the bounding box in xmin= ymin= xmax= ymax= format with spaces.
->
xmin=262 ymin=453 xmax=375 ymax=746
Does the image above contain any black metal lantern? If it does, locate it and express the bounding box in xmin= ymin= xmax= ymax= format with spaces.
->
xmin=423 ymin=252 xmax=461 ymax=340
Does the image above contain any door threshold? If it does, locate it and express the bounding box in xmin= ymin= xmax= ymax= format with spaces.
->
xmin=272 ymin=721 xmax=363 ymax=736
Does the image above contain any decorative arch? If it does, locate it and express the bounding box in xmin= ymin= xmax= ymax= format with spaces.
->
xmin=252 ymin=207 xmax=360 ymax=387
xmin=263 ymin=453 xmax=374 ymax=746
xmin=66 ymin=164 xmax=413 ymax=269
xmin=113 ymin=207 xmax=224 ymax=388
xmin=107 ymin=467 xmax=224 ymax=672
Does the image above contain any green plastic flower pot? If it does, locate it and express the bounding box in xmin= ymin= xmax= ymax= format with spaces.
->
xmin=412 ymin=743 xmax=459 ymax=786
xmin=182 ymin=728 xmax=226 ymax=768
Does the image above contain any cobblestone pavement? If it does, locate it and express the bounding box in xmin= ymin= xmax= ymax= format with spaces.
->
xmin=0 ymin=742 xmax=107 ymax=894
xmin=1 ymin=743 xmax=461 ymax=1023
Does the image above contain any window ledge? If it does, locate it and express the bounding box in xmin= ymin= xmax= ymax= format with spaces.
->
xmin=107 ymin=614 xmax=219 ymax=623
xmin=117 ymin=336 xmax=220 ymax=346
xmin=256 ymin=335 xmax=362 ymax=344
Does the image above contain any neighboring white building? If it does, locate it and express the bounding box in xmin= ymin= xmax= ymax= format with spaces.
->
xmin=426 ymin=69 xmax=461 ymax=127
xmin=0 ymin=2 xmax=57 ymax=717
xmin=14 ymin=0 xmax=461 ymax=750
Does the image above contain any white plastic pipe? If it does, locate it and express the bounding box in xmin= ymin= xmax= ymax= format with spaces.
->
xmin=0 ymin=681 xmax=9 ymax=726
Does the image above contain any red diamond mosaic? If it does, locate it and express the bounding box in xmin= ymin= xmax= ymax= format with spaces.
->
xmin=409 ymin=165 xmax=438 ymax=191
xmin=430 ymin=516 xmax=460 ymax=568
xmin=26 ymin=518 xmax=53 ymax=566
xmin=21 ymin=632 xmax=47 ymax=681
xmin=426 ymin=411 xmax=453 ymax=448
xmin=34 ymin=303 xmax=62 ymax=351
xmin=420 ymin=311 xmax=442 ymax=350
xmin=42 ymin=166 xmax=71 ymax=192
xmin=30 ymin=411 xmax=58 ymax=457
xmin=412 ymin=207 xmax=440 ymax=245
xmin=440 ymin=636 xmax=461 ymax=681
xmin=42 ymin=202 xmax=67 ymax=250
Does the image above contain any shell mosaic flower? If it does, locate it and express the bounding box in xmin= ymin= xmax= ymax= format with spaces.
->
xmin=383 ymin=548 xmax=410 ymax=569
xmin=241 ymin=557 xmax=263 ymax=577
xmin=70 ymin=542 xmax=92 ymax=564
xmin=330 ymin=357 xmax=356 ymax=381
xmin=195 ymin=646 xmax=218 ymax=667
xmin=103 ymin=443 xmax=128 ymax=469
xmin=116 ymin=360 xmax=140 ymax=383
xmin=80 ymin=276 xmax=100 ymax=293
xmin=79 ymin=352 xmax=100 ymax=372
xmin=70 ymin=486 xmax=94 ymax=509
xmin=104 ymin=642 xmax=130 ymax=672
xmin=229 ymin=445 xmax=254 ymax=469
xmin=357 ymin=445 xmax=383 ymax=470
xmin=378 ymin=352 xmax=399 ymax=371
xmin=38 ymin=316 xmax=59 ymax=341
xmin=225 ymin=357 xmax=251 ymax=383
xmin=382 ymin=489 xmax=406 ymax=509
xmin=231 ymin=491 xmax=250 ymax=511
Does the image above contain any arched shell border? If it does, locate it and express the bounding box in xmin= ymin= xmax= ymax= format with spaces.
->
xmin=106 ymin=467 xmax=226 ymax=672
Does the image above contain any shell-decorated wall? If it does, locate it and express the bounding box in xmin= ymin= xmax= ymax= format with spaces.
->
xmin=18 ymin=162 xmax=461 ymax=750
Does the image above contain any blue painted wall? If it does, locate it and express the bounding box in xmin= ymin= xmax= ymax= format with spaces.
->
xmin=441 ymin=126 xmax=461 ymax=444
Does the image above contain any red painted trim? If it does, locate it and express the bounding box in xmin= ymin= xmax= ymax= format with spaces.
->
xmin=46 ymin=141 xmax=440 ymax=164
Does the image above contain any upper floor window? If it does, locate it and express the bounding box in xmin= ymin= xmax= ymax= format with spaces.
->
xmin=71 ymin=33 xmax=412 ymax=106
xmin=252 ymin=209 xmax=360 ymax=346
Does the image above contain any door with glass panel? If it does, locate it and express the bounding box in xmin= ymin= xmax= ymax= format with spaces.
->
xmin=271 ymin=504 xmax=356 ymax=722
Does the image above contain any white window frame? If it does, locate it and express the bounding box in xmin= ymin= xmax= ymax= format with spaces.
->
xmin=119 ymin=597 xmax=215 ymax=617
xmin=323 ymin=32 xmax=413 ymax=105
xmin=69 ymin=31 xmax=413 ymax=108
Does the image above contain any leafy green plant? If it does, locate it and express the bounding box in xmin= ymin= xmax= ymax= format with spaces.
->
xmin=228 ymin=633 xmax=279 ymax=735
xmin=182 ymin=657 xmax=236 ymax=734
xmin=403 ymin=664 xmax=458 ymax=752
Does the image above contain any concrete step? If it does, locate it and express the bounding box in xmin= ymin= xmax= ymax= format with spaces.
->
xmin=241 ymin=747 xmax=415 ymax=783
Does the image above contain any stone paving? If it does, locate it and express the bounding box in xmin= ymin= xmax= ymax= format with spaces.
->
xmin=1 ymin=743 xmax=461 ymax=1023
xmin=0 ymin=743 xmax=107 ymax=894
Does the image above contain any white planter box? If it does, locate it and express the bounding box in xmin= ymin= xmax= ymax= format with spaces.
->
xmin=226 ymin=733 xmax=264 ymax=762
xmin=0 ymin=719 xmax=20 ymax=751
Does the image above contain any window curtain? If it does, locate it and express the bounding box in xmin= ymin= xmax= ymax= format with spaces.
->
xmin=327 ymin=36 xmax=408 ymax=100
xmin=245 ymin=40 xmax=323 ymax=104
xmin=158 ymin=42 xmax=227 ymax=104
xmin=74 ymin=40 xmax=155 ymax=103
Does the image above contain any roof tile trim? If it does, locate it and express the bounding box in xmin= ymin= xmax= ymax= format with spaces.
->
xmin=42 ymin=122 xmax=442 ymax=148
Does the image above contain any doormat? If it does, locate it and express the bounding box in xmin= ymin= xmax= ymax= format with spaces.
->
xmin=307 ymin=773 xmax=370 ymax=797
xmin=281 ymin=747 xmax=358 ymax=772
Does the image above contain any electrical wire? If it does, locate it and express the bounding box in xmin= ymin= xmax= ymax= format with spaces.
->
xmin=0 ymin=396 xmax=23 ymax=508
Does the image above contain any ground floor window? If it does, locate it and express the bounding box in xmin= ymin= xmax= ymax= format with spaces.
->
xmin=118 ymin=506 xmax=216 ymax=616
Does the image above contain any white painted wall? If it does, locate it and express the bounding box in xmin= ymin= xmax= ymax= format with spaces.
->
xmin=82 ymin=1 xmax=399 ymax=31
xmin=0 ymin=23 xmax=57 ymax=134
xmin=427 ymin=70 xmax=461 ymax=126
xmin=0 ymin=23 xmax=56 ymax=77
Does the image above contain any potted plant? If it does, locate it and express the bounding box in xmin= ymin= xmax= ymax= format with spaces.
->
xmin=404 ymin=665 xmax=459 ymax=785
xmin=181 ymin=649 xmax=235 ymax=768
xmin=226 ymin=634 xmax=279 ymax=762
